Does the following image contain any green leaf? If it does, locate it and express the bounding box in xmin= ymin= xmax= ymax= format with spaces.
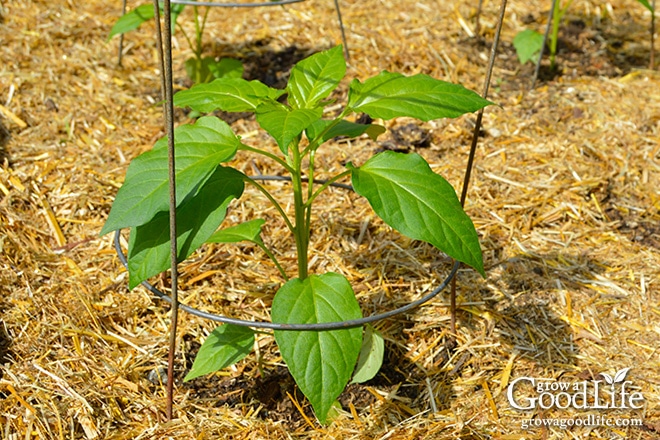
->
xmin=107 ymin=3 xmax=184 ymax=41
xmin=635 ymin=0 xmax=654 ymax=12
xmin=173 ymin=78 xmax=285 ymax=113
xmin=185 ymin=56 xmax=216 ymax=84
xmin=272 ymin=273 xmax=363 ymax=424
xmin=186 ymin=57 xmax=244 ymax=84
xmin=305 ymin=119 xmax=386 ymax=144
xmin=325 ymin=401 xmax=343 ymax=424
xmin=255 ymin=102 xmax=323 ymax=154
xmin=347 ymin=71 xmax=493 ymax=121
xmin=206 ymin=219 xmax=265 ymax=245
xmin=100 ymin=116 xmax=241 ymax=235
xmin=184 ymin=324 xmax=255 ymax=382
xmin=513 ymin=29 xmax=545 ymax=64
xmin=287 ymin=45 xmax=346 ymax=109
xmin=351 ymin=324 xmax=385 ymax=384
xmin=348 ymin=151 xmax=484 ymax=276
xmin=127 ymin=166 xmax=245 ymax=289
xmin=210 ymin=57 xmax=244 ymax=80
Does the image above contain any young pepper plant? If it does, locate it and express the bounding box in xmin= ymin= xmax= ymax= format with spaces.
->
xmin=100 ymin=45 xmax=493 ymax=424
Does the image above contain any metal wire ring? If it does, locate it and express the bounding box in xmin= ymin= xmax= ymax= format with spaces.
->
xmin=169 ymin=0 xmax=305 ymax=7
xmin=113 ymin=175 xmax=460 ymax=330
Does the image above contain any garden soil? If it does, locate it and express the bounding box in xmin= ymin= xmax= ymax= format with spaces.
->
xmin=1 ymin=0 xmax=659 ymax=438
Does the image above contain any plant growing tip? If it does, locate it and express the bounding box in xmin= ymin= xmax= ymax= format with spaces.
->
xmin=102 ymin=45 xmax=494 ymax=423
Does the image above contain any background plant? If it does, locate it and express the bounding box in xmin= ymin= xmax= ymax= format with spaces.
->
xmin=108 ymin=1 xmax=243 ymax=83
xmin=514 ymin=0 xmax=655 ymax=71
xmin=101 ymin=45 xmax=493 ymax=423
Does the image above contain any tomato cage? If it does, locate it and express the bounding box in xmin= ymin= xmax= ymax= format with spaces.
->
xmin=114 ymin=230 xmax=462 ymax=331
xmin=107 ymin=0 xmax=508 ymax=420
xmin=111 ymin=0 xmax=508 ymax=333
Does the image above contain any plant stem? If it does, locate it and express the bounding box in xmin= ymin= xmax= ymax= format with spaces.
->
xmin=193 ymin=6 xmax=202 ymax=57
xmin=199 ymin=6 xmax=211 ymax=47
xmin=550 ymin=0 xmax=573 ymax=70
xmin=238 ymin=144 xmax=295 ymax=174
xmin=305 ymin=149 xmax=315 ymax=241
xmin=290 ymin=137 xmax=309 ymax=280
xmin=176 ymin=23 xmax=195 ymax=58
xmin=243 ymin=177 xmax=295 ymax=234
xmin=550 ymin=0 xmax=560 ymax=69
xmin=307 ymin=170 xmax=352 ymax=206
xmin=257 ymin=243 xmax=289 ymax=281
xmin=302 ymin=108 xmax=352 ymax=157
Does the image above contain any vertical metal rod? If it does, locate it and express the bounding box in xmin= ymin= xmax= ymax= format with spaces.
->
xmin=450 ymin=0 xmax=507 ymax=336
xmin=532 ymin=0 xmax=558 ymax=89
xmin=153 ymin=2 xmax=167 ymax=102
xmin=118 ymin=0 xmax=127 ymax=66
xmin=651 ymin=0 xmax=656 ymax=69
xmin=333 ymin=0 xmax=350 ymax=60
xmin=475 ymin=0 xmax=484 ymax=37
xmin=159 ymin=0 xmax=180 ymax=421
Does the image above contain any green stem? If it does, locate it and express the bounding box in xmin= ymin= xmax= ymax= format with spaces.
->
xmin=243 ymin=176 xmax=295 ymax=234
xmin=238 ymin=144 xmax=295 ymax=174
xmin=176 ymin=22 xmax=196 ymax=59
xmin=301 ymin=107 xmax=353 ymax=156
xmin=193 ymin=6 xmax=201 ymax=56
xmin=199 ymin=6 xmax=211 ymax=43
xmin=290 ymin=136 xmax=309 ymax=280
xmin=550 ymin=2 xmax=560 ymax=69
xmin=257 ymin=243 xmax=289 ymax=281
xmin=550 ymin=0 xmax=573 ymax=70
xmin=306 ymin=170 xmax=352 ymax=206
xmin=194 ymin=6 xmax=211 ymax=56
xmin=304 ymin=150 xmax=315 ymax=249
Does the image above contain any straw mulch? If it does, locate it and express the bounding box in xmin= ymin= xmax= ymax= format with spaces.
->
xmin=1 ymin=0 xmax=659 ymax=438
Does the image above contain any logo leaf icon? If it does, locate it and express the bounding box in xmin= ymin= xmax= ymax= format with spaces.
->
xmin=601 ymin=373 xmax=613 ymax=385
xmin=614 ymin=367 xmax=631 ymax=383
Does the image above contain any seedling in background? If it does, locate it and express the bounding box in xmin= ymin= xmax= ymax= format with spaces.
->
xmin=516 ymin=0 xmax=655 ymax=73
xmin=513 ymin=28 xmax=545 ymax=65
xmin=108 ymin=1 xmax=243 ymax=83
xmin=514 ymin=0 xmax=572 ymax=70
xmin=100 ymin=45 xmax=493 ymax=424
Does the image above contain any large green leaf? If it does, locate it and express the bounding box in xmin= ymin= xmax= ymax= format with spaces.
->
xmin=255 ymin=102 xmax=322 ymax=154
xmin=173 ymin=78 xmax=285 ymax=113
xmin=206 ymin=219 xmax=265 ymax=245
xmin=351 ymin=324 xmax=384 ymax=384
xmin=107 ymin=3 xmax=185 ymax=41
xmin=513 ymin=29 xmax=545 ymax=64
xmin=286 ymin=45 xmax=346 ymax=109
xmin=347 ymin=71 xmax=493 ymax=121
xmin=305 ymin=119 xmax=386 ymax=145
xmin=100 ymin=116 xmax=241 ymax=235
xmin=127 ymin=166 xmax=245 ymax=288
xmin=272 ymin=273 xmax=363 ymax=424
xmin=184 ymin=324 xmax=255 ymax=382
xmin=348 ymin=151 xmax=484 ymax=276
